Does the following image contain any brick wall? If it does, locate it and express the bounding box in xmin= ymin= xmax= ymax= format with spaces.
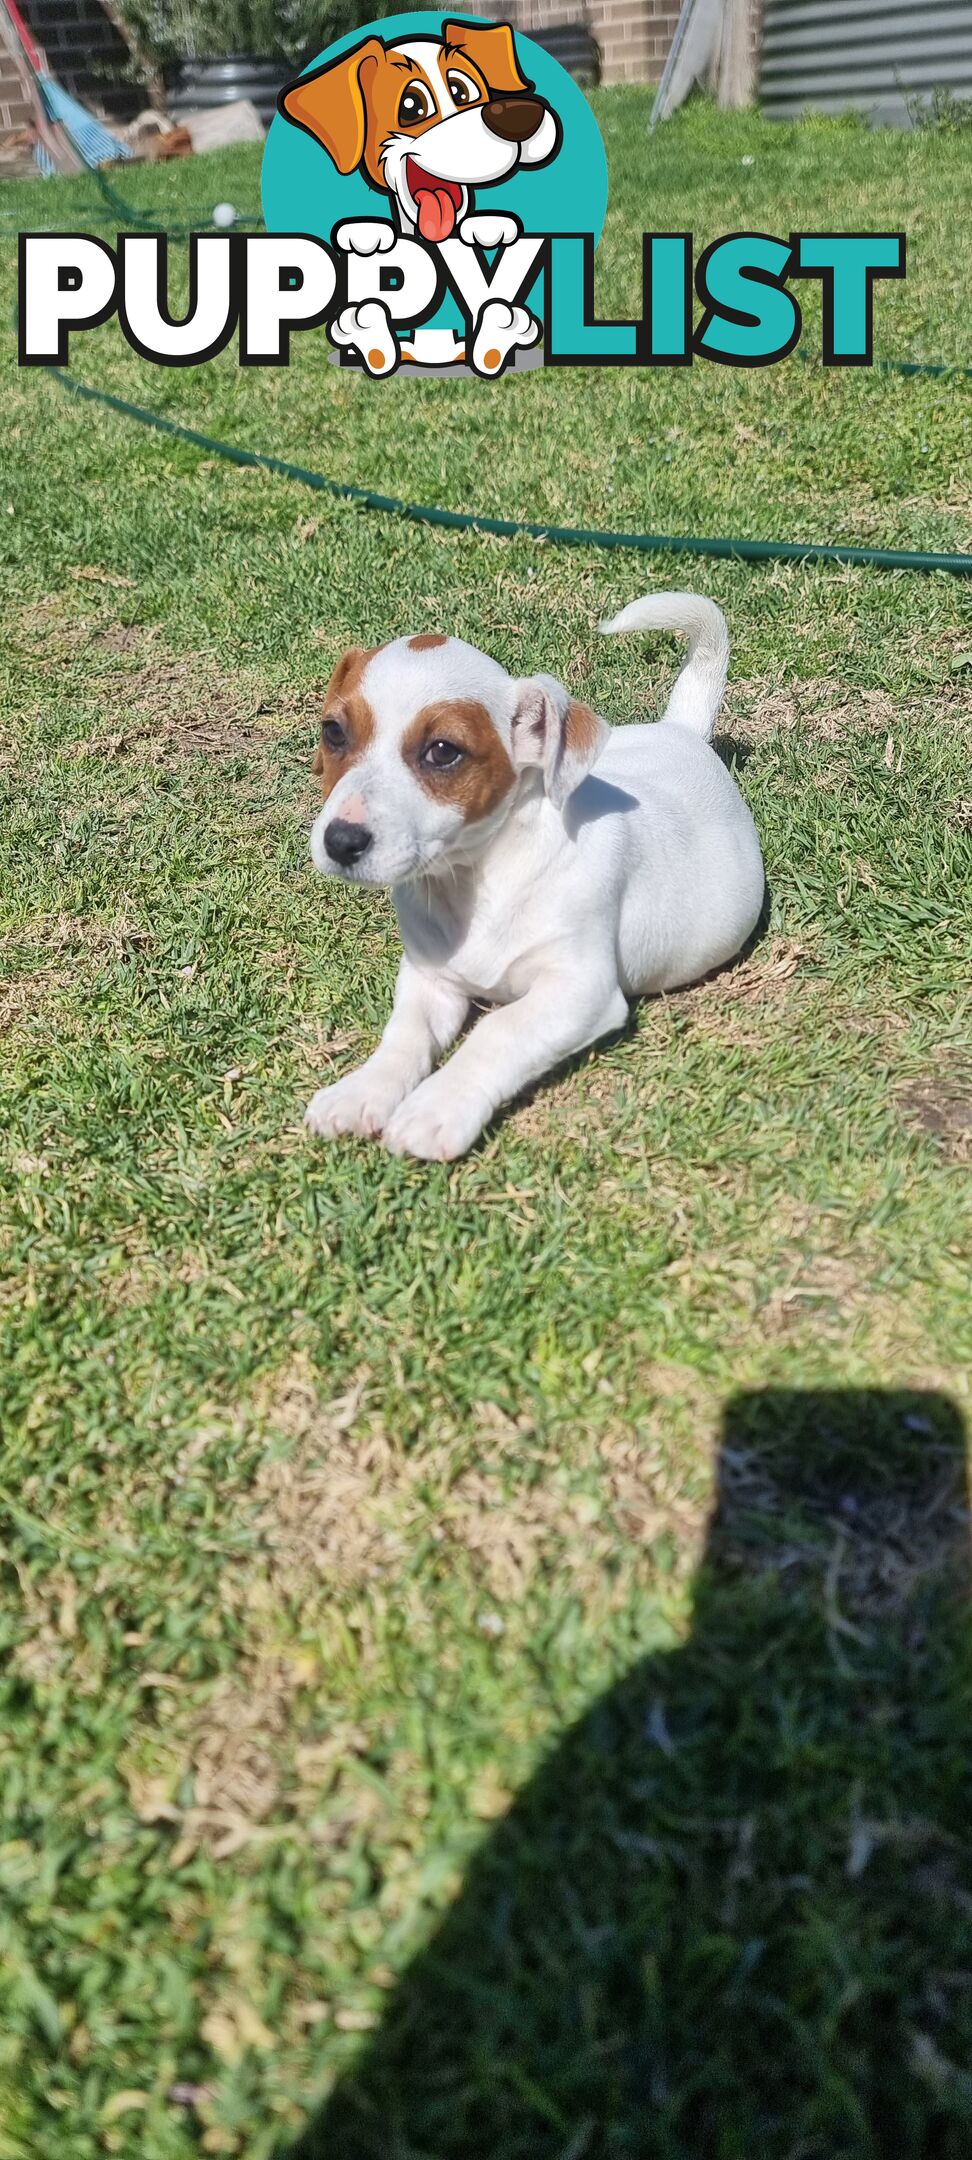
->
xmin=588 ymin=0 xmax=765 ymax=88
xmin=0 ymin=44 xmax=34 ymax=139
xmin=592 ymin=0 xmax=679 ymax=87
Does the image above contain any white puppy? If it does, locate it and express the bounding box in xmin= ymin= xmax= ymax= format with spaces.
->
xmin=305 ymin=594 xmax=764 ymax=1160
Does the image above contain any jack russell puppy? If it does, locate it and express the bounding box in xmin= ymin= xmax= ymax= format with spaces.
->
xmin=305 ymin=593 xmax=765 ymax=1161
xmin=279 ymin=19 xmax=558 ymax=373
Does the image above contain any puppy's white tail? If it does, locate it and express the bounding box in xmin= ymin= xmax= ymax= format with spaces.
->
xmin=599 ymin=590 xmax=729 ymax=740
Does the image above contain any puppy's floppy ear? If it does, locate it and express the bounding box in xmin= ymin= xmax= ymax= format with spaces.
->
xmin=324 ymin=644 xmax=377 ymax=702
xmin=279 ymin=40 xmax=383 ymax=173
xmin=443 ymin=17 xmax=531 ymax=94
xmin=313 ymin=644 xmax=376 ymax=771
xmin=510 ymin=675 xmax=610 ymax=812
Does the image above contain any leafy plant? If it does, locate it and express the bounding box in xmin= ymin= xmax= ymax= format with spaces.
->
xmin=113 ymin=0 xmax=417 ymax=67
xmin=903 ymin=82 xmax=972 ymax=132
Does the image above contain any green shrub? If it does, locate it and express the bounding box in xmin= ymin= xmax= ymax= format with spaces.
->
xmin=114 ymin=0 xmax=431 ymax=67
xmin=904 ymin=83 xmax=972 ymax=132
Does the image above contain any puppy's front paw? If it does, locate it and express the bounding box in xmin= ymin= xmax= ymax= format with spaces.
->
xmin=382 ymin=1076 xmax=488 ymax=1162
xmin=334 ymin=218 xmax=396 ymax=255
xmin=305 ymin=1068 xmax=404 ymax=1141
xmin=458 ymin=211 xmax=522 ymax=250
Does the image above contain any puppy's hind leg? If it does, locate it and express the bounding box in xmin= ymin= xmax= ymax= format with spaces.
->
xmin=470 ymin=299 xmax=540 ymax=378
xmin=329 ymin=300 xmax=399 ymax=377
xmin=305 ymin=959 xmax=468 ymax=1141
xmin=383 ymin=967 xmax=628 ymax=1161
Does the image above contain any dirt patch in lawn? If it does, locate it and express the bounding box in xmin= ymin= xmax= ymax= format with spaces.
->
xmin=898 ymin=1061 xmax=972 ymax=1163
xmin=74 ymin=647 xmax=309 ymax=763
xmin=10 ymin=586 xmax=321 ymax=766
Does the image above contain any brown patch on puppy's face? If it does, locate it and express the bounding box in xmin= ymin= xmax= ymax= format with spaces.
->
xmin=402 ymin=697 xmax=515 ymax=823
xmin=359 ymin=52 xmax=444 ymax=190
xmin=312 ymin=645 xmax=378 ymax=801
xmin=408 ymin=633 xmax=448 ymax=652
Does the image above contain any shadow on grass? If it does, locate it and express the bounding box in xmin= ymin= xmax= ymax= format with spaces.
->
xmin=713 ymin=732 xmax=755 ymax=775
xmin=290 ymin=1389 xmax=972 ymax=2159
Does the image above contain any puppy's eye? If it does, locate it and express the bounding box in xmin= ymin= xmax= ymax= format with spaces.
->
xmin=446 ymin=70 xmax=478 ymax=107
xmin=398 ymin=81 xmax=433 ymax=126
xmin=422 ymin=739 xmax=464 ymax=770
xmin=321 ymin=716 xmax=347 ymax=751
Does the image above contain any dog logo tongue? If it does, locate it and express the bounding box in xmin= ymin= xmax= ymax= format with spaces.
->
xmin=407 ymin=162 xmax=461 ymax=243
xmin=416 ymin=186 xmax=456 ymax=242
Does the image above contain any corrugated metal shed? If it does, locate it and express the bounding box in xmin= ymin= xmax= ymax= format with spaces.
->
xmin=760 ymin=0 xmax=972 ymax=126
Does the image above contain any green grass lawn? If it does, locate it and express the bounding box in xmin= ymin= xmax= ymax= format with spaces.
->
xmin=0 ymin=91 xmax=971 ymax=2160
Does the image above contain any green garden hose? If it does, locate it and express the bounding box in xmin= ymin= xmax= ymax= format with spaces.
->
xmin=44 ymin=364 xmax=972 ymax=577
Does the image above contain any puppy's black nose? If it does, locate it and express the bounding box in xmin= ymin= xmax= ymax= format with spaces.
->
xmin=324 ymin=818 xmax=373 ymax=866
xmin=482 ymin=94 xmax=546 ymax=143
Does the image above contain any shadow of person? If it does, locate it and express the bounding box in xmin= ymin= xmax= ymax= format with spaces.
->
xmin=291 ymin=1389 xmax=972 ymax=2160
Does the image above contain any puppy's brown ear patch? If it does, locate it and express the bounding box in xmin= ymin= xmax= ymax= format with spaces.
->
xmin=565 ymin=701 xmax=602 ymax=759
xmin=279 ymin=40 xmax=383 ymax=173
xmin=443 ymin=18 xmax=530 ymax=93
xmin=324 ymin=645 xmax=378 ymax=702
xmin=408 ymin=633 xmax=448 ymax=652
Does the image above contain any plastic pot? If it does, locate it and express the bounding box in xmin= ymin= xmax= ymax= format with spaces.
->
xmin=167 ymin=54 xmax=290 ymax=129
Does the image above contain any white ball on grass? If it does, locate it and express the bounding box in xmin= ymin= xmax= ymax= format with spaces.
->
xmin=212 ymin=202 xmax=237 ymax=229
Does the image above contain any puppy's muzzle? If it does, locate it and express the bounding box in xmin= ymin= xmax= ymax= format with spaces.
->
xmin=324 ymin=817 xmax=373 ymax=867
xmin=482 ymin=94 xmax=548 ymax=143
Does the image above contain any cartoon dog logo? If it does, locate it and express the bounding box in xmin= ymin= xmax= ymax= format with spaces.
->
xmin=278 ymin=18 xmax=561 ymax=373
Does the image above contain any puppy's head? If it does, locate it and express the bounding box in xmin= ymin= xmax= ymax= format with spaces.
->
xmin=279 ymin=21 xmax=559 ymax=239
xmin=309 ymin=634 xmax=608 ymax=887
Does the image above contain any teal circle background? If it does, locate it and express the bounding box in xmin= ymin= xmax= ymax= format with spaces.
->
xmin=261 ymin=13 xmax=608 ymax=245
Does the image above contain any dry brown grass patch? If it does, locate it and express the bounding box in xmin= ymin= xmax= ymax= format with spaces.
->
xmin=671 ymin=937 xmax=818 ymax=1048
xmin=74 ymin=650 xmax=305 ymax=763
xmin=0 ymin=963 xmax=74 ymax=1035
xmin=724 ymin=676 xmax=971 ymax=748
xmin=6 ymin=585 xmax=315 ymax=765
xmin=246 ymin=1363 xmax=713 ymax=1610
xmin=898 ymin=1060 xmax=972 ymax=1163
